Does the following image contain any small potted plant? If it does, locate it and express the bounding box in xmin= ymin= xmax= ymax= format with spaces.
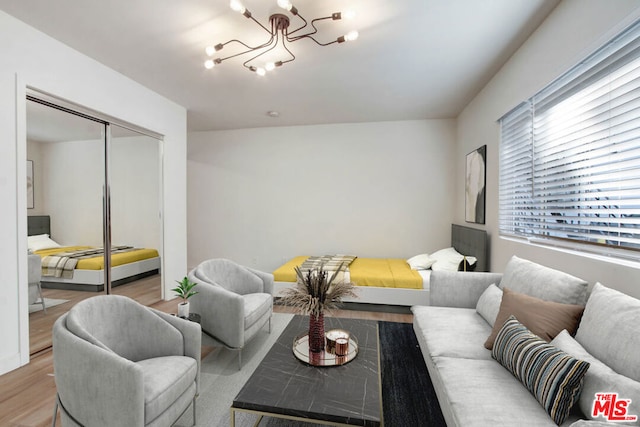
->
xmin=172 ymin=276 xmax=198 ymax=318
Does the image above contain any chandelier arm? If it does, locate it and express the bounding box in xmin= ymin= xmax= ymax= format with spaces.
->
xmin=286 ymin=13 xmax=309 ymax=36
xmin=218 ymin=36 xmax=277 ymax=63
xmin=281 ymin=38 xmax=296 ymax=64
xmin=242 ymin=32 xmax=281 ymax=69
xmin=249 ymin=14 xmax=273 ymax=34
xmin=287 ymin=16 xmax=331 ymax=42
xmin=298 ymin=35 xmax=338 ymax=47
xmin=220 ymin=36 xmax=275 ymax=52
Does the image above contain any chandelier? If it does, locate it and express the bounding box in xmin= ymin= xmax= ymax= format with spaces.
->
xmin=204 ymin=0 xmax=359 ymax=75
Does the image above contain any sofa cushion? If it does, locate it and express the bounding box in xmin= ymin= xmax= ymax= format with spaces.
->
xmin=476 ymin=283 xmax=503 ymax=327
xmin=137 ymin=355 xmax=197 ymax=424
xmin=552 ymin=329 xmax=640 ymax=425
xmin=575 ymin=283 xmax=640 ymax=383
xmin=484 ymin=287 xmax=584 ymax=350
xmin=243 ymin=293 xmax=273 ymax=329
xmin=500 ymin=256 xmax=588 ymax=305
xmin=492 ymin=316 xmax=590 ymax=425
xmin=412 ymin=306 xmax=493 ymax=360
xmin=433 ymin=356 xmax=576 ymax=426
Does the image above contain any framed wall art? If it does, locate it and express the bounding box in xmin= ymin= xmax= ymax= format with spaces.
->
xmin=27 ymin=160 xmax=34 ymax=209
xmin=465 ymin=145 xmax=486 ymax=224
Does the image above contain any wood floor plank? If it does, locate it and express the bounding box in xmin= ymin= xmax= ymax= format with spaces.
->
xmin=2 ymin=276 xmax=413 ymax=426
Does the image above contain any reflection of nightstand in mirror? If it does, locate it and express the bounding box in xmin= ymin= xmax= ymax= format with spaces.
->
xmin=28 ymin=254 xmax=46 ymax=313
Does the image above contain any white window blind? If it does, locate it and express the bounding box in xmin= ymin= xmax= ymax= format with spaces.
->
xmin=499 ymin=19 xmax=640 ymax=258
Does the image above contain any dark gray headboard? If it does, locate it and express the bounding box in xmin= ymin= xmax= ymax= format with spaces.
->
xmin=451 ymin=224 xmax=488 ymax=272
xmin=27 ymin=215 xmax=51 ymax=237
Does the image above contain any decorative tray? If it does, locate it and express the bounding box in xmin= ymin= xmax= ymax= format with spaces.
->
xmin=292 ymin=330 xmax=358 ymax=367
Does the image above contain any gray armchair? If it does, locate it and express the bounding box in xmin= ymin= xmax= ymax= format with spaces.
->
xmin=188 ymin=258 xmax=273 ymax=368
xmin=51 ymin=295 xmax=201 ymax=427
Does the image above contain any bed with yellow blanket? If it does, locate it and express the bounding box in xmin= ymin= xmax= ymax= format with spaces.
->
xmin=274 ymin=256 xmax=424 ymax=289
xmin=28 ymin=215 xmax=160 ymax=292
xmin=272 ymin=224 xmax=488 ymax=306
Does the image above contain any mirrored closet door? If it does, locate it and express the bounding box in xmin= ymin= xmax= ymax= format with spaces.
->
xmin=26 ymin=95 xmax=163 ymax=355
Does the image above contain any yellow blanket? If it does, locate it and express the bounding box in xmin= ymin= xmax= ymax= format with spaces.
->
xmin=35 ymin=246 xmax=160 ymax=270
xmin=273 ymin=256 xmax=422 ymax=289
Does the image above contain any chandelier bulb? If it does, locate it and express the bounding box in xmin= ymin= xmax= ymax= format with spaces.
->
xmin=204 ymin=59 xmax=215 ymax=69
xmin=265 ymin=62 xmax=276 ymax=71
xmin=205 ymin=46 xmax=215 ymax=57
xmin=345 ymin=30 xmax=359 ymax=42
xmin=277 ymin=0 xmax=293 ymax=11
xmin=249 ymin=65 xmax=266 ymax=76
xmin=229 ymin=0 xmax=246 ymax=14
xmin=343 ymin=10 xmax=356 ymax=20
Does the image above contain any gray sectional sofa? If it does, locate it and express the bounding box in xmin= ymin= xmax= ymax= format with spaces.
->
xmin=412 ymin=255 xmax=640 ymax=426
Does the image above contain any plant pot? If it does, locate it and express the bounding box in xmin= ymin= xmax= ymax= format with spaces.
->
xmin=178 ymin=301 xmax=190 ymax=318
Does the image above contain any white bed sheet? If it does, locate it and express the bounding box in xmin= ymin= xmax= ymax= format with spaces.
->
xmin=417 ymin=269 xmax=432 ymax=291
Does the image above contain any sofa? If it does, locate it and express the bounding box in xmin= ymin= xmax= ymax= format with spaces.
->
xmin=412 ymin=255 xmax=640 ymax=426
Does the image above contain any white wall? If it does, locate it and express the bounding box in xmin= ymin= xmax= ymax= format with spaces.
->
xmin=36 ymin=139 xmax=104 ymax=245
xmin=0 ymin=10 xmax=187 ymax=376
xmin=28 ymin=136 xmax=161 ymax=249
xmin=456 ymin=0 xmax=640 ymax=298
xmin=188 ymin=120 xmax=456 ymax=272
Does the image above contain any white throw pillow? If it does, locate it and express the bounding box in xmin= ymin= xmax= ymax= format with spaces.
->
xmin=475 ymin=283 xmax=503 ymax=327
xmin=28 ymin=234 xmax=61 ymax=251
xmin=406 ymin=253 xmax=435 ymax=270
xmin=430 ymin=247 xmax=477 ymax=271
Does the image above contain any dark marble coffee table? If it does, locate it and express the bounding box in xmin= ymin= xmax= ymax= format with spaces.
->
xmin=231 ymin=315 xmax=381 ymax=426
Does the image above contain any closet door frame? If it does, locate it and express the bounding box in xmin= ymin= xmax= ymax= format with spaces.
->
xmin=25 ymin=89 xmax=164 ymax=297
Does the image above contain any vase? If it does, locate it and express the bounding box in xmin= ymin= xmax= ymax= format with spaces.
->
xmin=178 ymin=301 xmax=190 ymax=318
xmin=308 ymin=312 xmax=325 ymax=352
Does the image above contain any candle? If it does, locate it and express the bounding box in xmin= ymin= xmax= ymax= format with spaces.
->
xmin=335 ymin=337 xmax=349 ymax=356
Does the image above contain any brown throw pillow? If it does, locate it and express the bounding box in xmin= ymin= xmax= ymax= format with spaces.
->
xmin=484 ymin=287 xmax=584 ymax=350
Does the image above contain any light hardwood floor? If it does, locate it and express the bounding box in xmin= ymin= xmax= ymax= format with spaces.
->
xmin=2 ymin=276 xmax=412 ymax=427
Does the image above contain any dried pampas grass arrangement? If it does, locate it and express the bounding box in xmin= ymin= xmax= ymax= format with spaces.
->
xmin=280 ymin=262 xmax=357 ymax=317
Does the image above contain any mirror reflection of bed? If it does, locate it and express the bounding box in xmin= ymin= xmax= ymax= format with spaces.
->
xmin=26 ymin=97 xmax=163 ymax=356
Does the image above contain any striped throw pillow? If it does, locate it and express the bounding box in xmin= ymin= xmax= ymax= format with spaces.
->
xmin=492 ymin=316 xmax=590 ymax=425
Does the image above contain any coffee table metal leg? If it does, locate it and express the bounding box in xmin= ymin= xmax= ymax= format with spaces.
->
xmin=230 ymin=408 xmax=265 ymax=427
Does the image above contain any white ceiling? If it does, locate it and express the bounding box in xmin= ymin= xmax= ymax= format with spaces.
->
xmin=1 ymin=0 xmax=559 ymax=133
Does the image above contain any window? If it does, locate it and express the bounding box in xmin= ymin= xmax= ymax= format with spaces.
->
xmin=499 ymin=19 xmax=640 ymax=259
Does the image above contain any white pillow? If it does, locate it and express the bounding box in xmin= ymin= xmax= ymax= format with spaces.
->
xmin=476 ymin=284 xmax=503 ymax=327
xmin=430 ymin=247 xmax=477 ymax=271
xmin=28 ymin=234 xmax=61 ymax=251
xmin=406 ymin=253 xmax=435 ymax=270
xmin=27 ymin=233 xmax=49 ymax=242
